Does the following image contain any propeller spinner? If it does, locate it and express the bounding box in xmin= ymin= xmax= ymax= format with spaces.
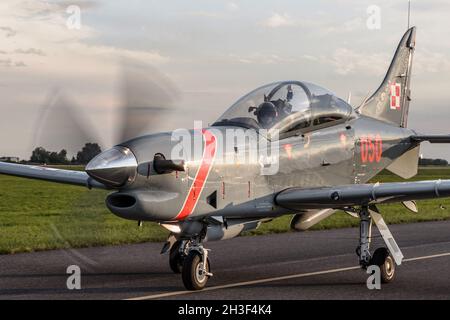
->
xmin=85 ymin=146 xmax=137 ymax=187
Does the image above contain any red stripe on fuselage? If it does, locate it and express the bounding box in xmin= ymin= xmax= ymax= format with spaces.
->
xmin=175 ymin=129 xmax=217 ymax=220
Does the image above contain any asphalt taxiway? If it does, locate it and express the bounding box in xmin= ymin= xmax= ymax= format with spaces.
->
xmin=1 ymin=220 xmax=450 ymax=299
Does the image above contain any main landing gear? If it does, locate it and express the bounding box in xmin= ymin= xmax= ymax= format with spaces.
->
xmin=168 ymin=238 xmax=213 ymax=290
xmin=356 ymin=205 xmax=403 ymax=283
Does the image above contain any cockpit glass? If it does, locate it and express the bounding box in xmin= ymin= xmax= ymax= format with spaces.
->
xmin=213 ymin=81 xmax=352 ymax=137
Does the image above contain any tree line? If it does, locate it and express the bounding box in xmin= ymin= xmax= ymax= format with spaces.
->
xmin=7 ymin=145 xmax=450 ymax=166
xmin=29 ymin=143 xmax=102 ymax=165
xmin=418 ymin=158 xmax=449 ymax=166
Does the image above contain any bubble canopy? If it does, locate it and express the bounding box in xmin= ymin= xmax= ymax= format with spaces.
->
xmin=213 ymin=81 xmax=352 ymax=138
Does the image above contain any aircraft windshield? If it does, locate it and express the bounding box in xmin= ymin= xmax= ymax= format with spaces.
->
xmin=213 ymin=81 xmax=352 ymax=136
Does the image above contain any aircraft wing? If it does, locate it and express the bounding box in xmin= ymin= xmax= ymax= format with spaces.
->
xmin=411 ymin=135 xmax=450 ymax=143
xmin=275 ymin=180 xmax=450 ymax=210
xmin=0 ymin=162 xmax=107 ymax=189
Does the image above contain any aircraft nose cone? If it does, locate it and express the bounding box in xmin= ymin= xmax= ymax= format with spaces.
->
xmin=85 ymin=146 xmax=137 ymax=187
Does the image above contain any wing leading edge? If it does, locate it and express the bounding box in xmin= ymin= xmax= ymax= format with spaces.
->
xmin=0 ymin=162 xmax=107 ymax=189
xmin=276 ymin=180 xmax=450 ymax=210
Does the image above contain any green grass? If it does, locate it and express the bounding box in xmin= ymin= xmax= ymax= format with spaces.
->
xmin=1 ymin=167 xmax=450 ymax=254
xmin=0 ymin=172 xmax=168 ymax=254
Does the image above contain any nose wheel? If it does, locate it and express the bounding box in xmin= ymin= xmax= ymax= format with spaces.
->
xmin=166 ymin=237 xmax=213 ymax=290
xmin=182 ymin=250 xmax=212 ymax=290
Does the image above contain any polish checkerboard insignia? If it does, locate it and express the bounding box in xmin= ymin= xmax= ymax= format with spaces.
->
xmin=390 ymin=82 xmax=401 ymax=110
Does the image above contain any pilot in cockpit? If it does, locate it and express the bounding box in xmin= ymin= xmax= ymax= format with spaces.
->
xmin=248 ymin=85 xmax=294 ymax=128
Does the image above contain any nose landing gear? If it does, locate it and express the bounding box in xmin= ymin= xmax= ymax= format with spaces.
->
xmin=165 ymin=235 xmax=213 ymax=290
xmin=182 ymin=246 xmax=212 ymax=290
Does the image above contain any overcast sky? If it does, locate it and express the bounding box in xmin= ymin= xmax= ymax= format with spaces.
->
xmin=1 ymin=0 xmax=450 ymax=159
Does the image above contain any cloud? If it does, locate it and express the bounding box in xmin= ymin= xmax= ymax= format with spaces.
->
xmin=263 ymin=13 xmax=296 ymax=28
xmin=0 ymin=0 xmax=173 ymax=157
xmin=14 ymin=0 xmax=98 ymax=19
xmin=66 ymin=43 xmax=169 ymax=65
xmin=298 ymin=49 xmax=391 ymax=76
xmin=15 ymin=48 xmax=46 ymax=56
xmin=2 ymin=0 xmax=450 ymax=160
xmin=324 ymin=17 xmax=364 ymax=34
xmin=0 ymin=26 xmax=16 ymax=37
xmin=0 ymin=58 xmax=27 ymax=67
xmin=414 ymin=48 xmax=450 ymax=74
xmin=321 ymin=48 xmax=389 ymax=76
xmin=0 ymin=1 xmax=168 ymax=70
xmin=15 ymin=61 xmax=26 ymax=67
xmin=301 ymin=54 xmax=319 ymax=62
xmin=227 ymin=53 xmax=295 ymax=64
xmin=323 ymin=47 xmax=450 ymax=76
xmin=226 ymin=2 xmax=239 ymax=11
xmin=179 ymin=11 xmax=219 ymax=18
xmin=0 ymin=59 xmax=11 ymax=67
xmin=57 ymin=1 xmax=99 ymax=10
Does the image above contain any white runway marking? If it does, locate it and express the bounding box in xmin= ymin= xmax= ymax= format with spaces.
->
xmin=403 ymin=252 xmax=450 ymax=262
xmin=126 ymin=251 xmax=450 ymax=300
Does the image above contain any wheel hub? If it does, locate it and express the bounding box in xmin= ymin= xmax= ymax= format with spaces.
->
xmin=385 ymin=257 xmax=394 ymax=277
xmin=195 ymin=262 xmax=207 ymax=283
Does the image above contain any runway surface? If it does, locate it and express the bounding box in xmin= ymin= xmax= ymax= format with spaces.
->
xmin=1 ymin=220 xmax=450 ymax=300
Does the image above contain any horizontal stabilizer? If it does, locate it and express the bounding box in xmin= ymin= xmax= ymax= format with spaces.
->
xmin=411 ymin=135 xmax=450 ymax=143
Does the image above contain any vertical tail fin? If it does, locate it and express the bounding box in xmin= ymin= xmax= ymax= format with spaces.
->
xmin=358 ymin=27 xmax=416 ymax=127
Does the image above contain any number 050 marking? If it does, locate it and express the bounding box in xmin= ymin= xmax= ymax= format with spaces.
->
xmin=360 ymin=134 xmax=382 ymax=163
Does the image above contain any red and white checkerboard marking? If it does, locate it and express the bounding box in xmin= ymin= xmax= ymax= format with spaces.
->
xmin=390 ymin=82 xmax=401 ymax=110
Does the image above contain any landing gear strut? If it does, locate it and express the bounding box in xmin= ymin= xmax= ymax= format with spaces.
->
xmin=356 ymin=205 xmax=401 ymax=284
xmin=357 ymin=206 xmax=372 ymax=266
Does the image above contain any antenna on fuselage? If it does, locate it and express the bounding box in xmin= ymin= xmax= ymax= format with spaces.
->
xmin=357 ymin=91 xmax=371 ymax=109
xmin=407 ymin=0 xmax=411 ymax=29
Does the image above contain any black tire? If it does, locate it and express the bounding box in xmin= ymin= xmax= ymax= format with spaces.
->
xmin=182 ymin=251 xmax=211 ymax=290
xmin=169 ymin=241 xmax=183 ymax=274
xmin=370 ymin=247 xmax=395 ymax=283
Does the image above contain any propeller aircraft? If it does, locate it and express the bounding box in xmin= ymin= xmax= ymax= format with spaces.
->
xmin=2 ymin=26 xmax=450 ymax=290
